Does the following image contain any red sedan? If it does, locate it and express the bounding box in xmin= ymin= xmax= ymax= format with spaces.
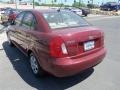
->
xmin=7 ymin=9 xmax=106 ymax=77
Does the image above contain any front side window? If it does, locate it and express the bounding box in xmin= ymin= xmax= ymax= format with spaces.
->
xmin=42 ymin=11 xmax=90 ymax=29
xmin=22 ymin=12 xmax=34 ymax=29
xmin=15 ymin=12 xmax=25 ymax=26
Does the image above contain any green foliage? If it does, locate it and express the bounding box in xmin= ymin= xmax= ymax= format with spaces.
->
xmin=72 ymin=2 xmax=87 ymax=8
xmin=34 ymin=2 xmax=40 ymax=6
xmin=39 ymin=3 xmax=70 ymax=7
xmin=87 ymin=4 xmax=99 ymax=8
xmin=87 ymin=4 xmax=94 ymax=8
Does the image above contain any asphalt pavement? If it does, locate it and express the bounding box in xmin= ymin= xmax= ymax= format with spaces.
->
xmin=0 ymin=15 xmax=120 ymax=90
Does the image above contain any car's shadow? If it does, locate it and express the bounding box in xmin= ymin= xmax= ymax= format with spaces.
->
xmin=2 ymin=41 xmax=94 ymax=90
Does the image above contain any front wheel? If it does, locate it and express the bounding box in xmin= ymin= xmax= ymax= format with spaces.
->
xmin=29 ymin=53 xmax=45 ymax=77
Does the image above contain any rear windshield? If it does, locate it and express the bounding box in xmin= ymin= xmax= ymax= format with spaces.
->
xmin=42 ymin=11 xmax=90 ymax=29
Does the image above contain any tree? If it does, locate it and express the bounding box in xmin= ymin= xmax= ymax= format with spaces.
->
xmin=35 ymin=2 xmax=40 ymax=6
xmin=33 ymin=0 xmax=35 ymax=9
xmin=72 ymin=1 xmax=86 ymax=7
xmin=54 ymin=0 xmax=57 ymax=2
xmin=10 ymin=0 xmax=14 ymax=3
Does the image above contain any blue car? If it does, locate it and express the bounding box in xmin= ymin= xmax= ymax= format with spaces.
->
xmin=100 ymin=2 xmax=120 ymax=11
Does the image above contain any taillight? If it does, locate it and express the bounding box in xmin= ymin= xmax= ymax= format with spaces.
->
xmin=50 ymin=37 xmax=68 ymax=58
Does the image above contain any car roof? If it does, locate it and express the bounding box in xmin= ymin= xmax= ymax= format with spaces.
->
xmin=23 ymin=9 xmax=70 ymax=14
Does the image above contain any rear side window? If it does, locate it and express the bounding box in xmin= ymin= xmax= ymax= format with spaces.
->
xmin=15 ymin=12 xmax=25 ymax=26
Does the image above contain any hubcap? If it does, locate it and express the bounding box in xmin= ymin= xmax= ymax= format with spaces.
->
xmin=30 ymin=55 xmax=39 ymax=74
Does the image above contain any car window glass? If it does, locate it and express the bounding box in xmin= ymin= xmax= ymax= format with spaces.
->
xmin=31 ymin=17 xmax=37 ymax=30
xmin=15 ymin=12 xmax=25 ymax=26
xmin=22 ymin=12 xmax=33 ymax=29
xmin=43 ymin=11 xmax=89 ymax=29
xmin=5 ymin=10 xmax=9 ymax=15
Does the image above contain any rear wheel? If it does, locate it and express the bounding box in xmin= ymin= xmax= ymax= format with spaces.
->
xmin=84 ymin=14 xmax=88 ymax=17
xmin=8 ymin=19 xmax=14 ymax=25
xmin=29 ymin=53 xmax=45 ymax=77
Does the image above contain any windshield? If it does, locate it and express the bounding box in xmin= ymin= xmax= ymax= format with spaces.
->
xmin=42 ymin=11 xmax=90 ymax=29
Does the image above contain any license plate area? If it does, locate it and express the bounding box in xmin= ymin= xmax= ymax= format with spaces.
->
xmin=84 ymin=41 xmax=95 ymax=51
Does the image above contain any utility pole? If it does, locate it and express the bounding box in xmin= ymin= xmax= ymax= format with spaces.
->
xmin=33 ymin=0 xmax=35 ymax=9
xmin=52 ymin=0 xmax=53 ymax=6
xmin=15 ymin=0 xmax=18 ymax=9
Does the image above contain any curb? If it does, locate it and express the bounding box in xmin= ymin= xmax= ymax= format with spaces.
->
xmin=91 ymin=9 xmax=120 ymax=16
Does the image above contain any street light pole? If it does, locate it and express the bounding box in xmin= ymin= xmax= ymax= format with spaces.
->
xmin=33 ymin=0 xmax=35 ymax=9
xmin=15 ymin=0 xmax=18 ymax=9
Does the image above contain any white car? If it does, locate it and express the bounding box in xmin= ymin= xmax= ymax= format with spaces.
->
xmin=71 ymin=8 xmax=82 ymax=15
xmin=64 ymin=7 xmax=82 ymax=16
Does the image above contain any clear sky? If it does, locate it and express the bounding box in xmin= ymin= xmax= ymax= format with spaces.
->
xmin=1 ymin=0 xmax=119 ymax=5
xmin=38 ymin=0 xmax=118 ymax=5
xmin=36 ymin=0 xmax=118 ymax=4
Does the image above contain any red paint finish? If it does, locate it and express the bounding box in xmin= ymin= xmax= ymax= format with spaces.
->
xmin=7 ymin=9 xmax=106 ymax=77
xmin=9 ymin=13 xmax=17 ymax=21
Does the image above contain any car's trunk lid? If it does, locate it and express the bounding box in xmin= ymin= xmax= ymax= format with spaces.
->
xmin=52 ymin=27 xmax=104 ymax=57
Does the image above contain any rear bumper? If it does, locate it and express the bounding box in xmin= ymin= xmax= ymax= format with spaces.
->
xmin=50 ymin=48 xmax=106 ymax=77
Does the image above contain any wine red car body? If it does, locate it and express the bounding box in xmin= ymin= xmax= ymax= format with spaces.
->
xmin=7 ymin=9 xmax=106 ymax=77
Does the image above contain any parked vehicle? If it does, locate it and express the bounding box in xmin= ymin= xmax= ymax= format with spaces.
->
xmin=0 ymin=8 xmax=5 ymax=14
xmin=64 ymin=7 xmax=82 ymax=16
xmin=1 ymin=9 xmax=21 ymax=24
xmin=64 ymin=7 xmax=90 ymax=16
xmin=0 ymin=7 xmax=12 ymax=17
xmin=79 ymin=7 xmax=90 ymax=16
xmin=0 ymin=7 xmax=13 ymax=14
xmin=100 ymin=2 xmax=120 ymax=11
xmin=7 ymin=9 xmax=106 ymax=77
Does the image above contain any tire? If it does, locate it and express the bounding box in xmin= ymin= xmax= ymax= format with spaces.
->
xmin=8 ymin=19 xmax=14 ymax=25
xmin=1 ymin=17 xmax=3 ymax=24
xmin=29 ymin=53 xmax=45 ymax=77
xmin=115 ymin=9 xmax=118 ymax=12
xmin=11 ymin=20 xmax=14 ymax=25
xmin=84 ymin=14 xmax=88 ymax=17
xmin=1 ymin=20 xmax=5 ymax=25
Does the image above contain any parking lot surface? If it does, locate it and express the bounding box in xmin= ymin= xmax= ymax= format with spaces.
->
xmin=0 ymin=15 xmax=120 ymax=90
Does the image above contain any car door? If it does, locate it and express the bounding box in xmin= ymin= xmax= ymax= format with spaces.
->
xmin=8 ymin=12 xmax=24 ymax=46
xmin=11 ymin=12 xmax=25 ymax=49
xmin=17 ymin=12 xmax=36 ymax=53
